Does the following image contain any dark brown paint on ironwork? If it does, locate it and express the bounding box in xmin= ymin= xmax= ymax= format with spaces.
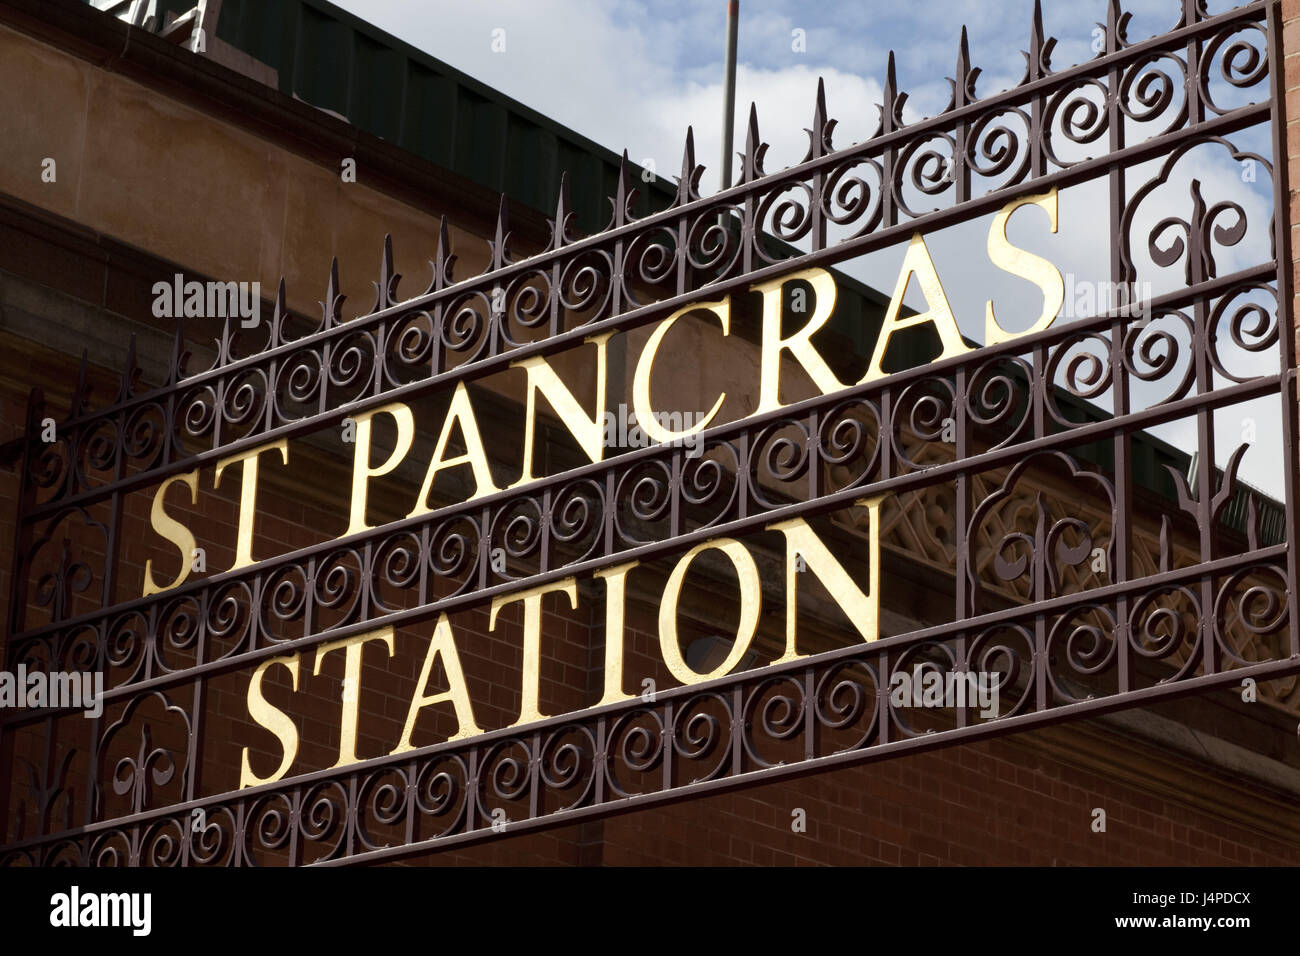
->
xmin=1 ymin=0 xmax=1297 ymax=866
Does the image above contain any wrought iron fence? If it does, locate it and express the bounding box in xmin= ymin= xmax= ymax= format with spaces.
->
xmin=2 ymin=0 xmax=1297 ymax=865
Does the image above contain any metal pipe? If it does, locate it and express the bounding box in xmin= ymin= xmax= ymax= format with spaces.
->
xmin=720 ymin=0 xmax=739 ymax=192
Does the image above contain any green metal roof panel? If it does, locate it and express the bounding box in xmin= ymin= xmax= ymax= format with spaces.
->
xmin=208 ymin=0 xmax=676 ymax=232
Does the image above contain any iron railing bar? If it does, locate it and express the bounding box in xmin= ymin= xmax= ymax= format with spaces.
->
xmin=8 ymin=358 xmax=1281 ymax=654
xmin=317 ymin=655 xmax=1300 ymax=867
xmin=3 ymin=479 xmax=1285 ymax=724
xmin=3 ymin=578 xmax=1291 ymax=854
xmin=18 ymin=228 xmax=1276 ymax=529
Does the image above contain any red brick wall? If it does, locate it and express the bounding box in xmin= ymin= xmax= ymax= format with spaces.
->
xmin=595 ymin=742 xmax=1300 ymax=866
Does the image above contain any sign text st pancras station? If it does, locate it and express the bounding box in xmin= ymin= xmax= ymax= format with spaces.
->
xmin=137 ymin=190 xmax=1068 ymax=787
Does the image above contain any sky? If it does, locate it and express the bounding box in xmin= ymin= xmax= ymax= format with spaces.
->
xmin=328 ymin=0 xmax=1283 ymax=498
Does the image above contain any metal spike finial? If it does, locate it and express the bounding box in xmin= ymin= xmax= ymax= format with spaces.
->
xmin=269 ymin=278 xmax=287 ymax=348
xmin=429 ymin=215 xmax=456 ymax=294
xmin=1163 ymin=462 xmax=1197 ymax=519
xmin=370 ymin=234 xmax=401 ymax=314
xmin=815 ymin=76 xmax=836 ymax=155
xmin=674 ymin=126 xmax=702 ymax=206
xmin=320 ymin=257 xmax=345 ymax=329
xmin=1100 ymin=0 xmax=1130 ymax=54
xmin=118 ymin=334 xmax=139 ymax=403
xmin=215 ymin=311 xmax=232 ymax=366
xmin=882 ymin=51 xmax=896 ymax=129
xmin=71 ymin=350 xmax=91 ymax=417
xmin=489 ymin=193 xmax=512 ymax=271
xmin=741 ymin=102 xmax=767 ymax=184
xmin=551 ymin=171 xmax=573 ymax=250
xmin=801 ymin=77 xmax=836 ymax=163
xmin=167 ymin=315 xmax=191 ymax=386
xmin=946 ymin=26 xmax=980 ymax=111
xmin=1210 ymin=443 xmax=1250 ymax=522
xmin=879 ymin=51 xmax=907 ymax=135
xmin=1022 ymin=0 xmax=1055 ymax=82
xmin=610 ymin=149 xmax=638 ymax=229
xmin=961 ymin=27 xmax=982 ymax=104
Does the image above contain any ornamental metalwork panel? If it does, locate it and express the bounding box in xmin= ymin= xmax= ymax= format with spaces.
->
xmin=2 ymin=0 xmax=1298 ymax=866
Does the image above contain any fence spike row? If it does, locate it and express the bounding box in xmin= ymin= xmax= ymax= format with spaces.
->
xmin=0 ymin=1 xmax=1275 ymax=467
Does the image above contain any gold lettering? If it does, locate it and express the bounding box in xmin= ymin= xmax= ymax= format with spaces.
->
xmin=490 ymin=577 xmax=578 ymax=727
xmin=214 ymin=438 xmax=289 ymax=570
xmin=753 ymin=267 xmax=844 ymax=414
xmin=346 ymin=403 xmax=415 ymax=537
xmin=593 ymin=561 xmax=639 ymax=706
xmin=312 ymin=628 xmax=395 ymax=769
xmin=860 ymin=233 xmax=972 ymax=383
xmin=985 ymin=187 xmax=1064 ymax=346
xmin=239 ymin=653 xmax=301 ymax=788
xmin=409 ymin=383 xmax=499 ymax=515
xmin=391 ymin=614 xmax=484 ymax=753
xmin=659 ymin=539 xmax=761 ymax=684
xmin=142 ymin=469 xmax=200 ymax=596
xmin=510 ymin=333 xmax=612 ymax=487
xmin=632 ymin=299 xmax=730 ymax=443
xmin=766 ymin=494 xmax=885 ymax=662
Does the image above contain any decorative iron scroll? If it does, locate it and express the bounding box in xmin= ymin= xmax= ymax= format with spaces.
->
xmin=2 ymin=0 xmax=1298 ymax=865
